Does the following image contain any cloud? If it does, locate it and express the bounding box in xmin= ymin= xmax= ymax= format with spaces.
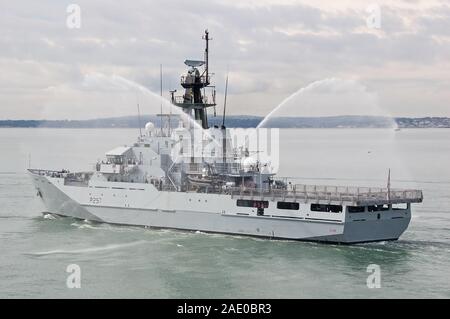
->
xmin=0 ymin=0 xmax=449 ymax=119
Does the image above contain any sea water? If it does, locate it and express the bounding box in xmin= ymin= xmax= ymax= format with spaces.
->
xmin=0 ymin=128 xmax=449 ymax=298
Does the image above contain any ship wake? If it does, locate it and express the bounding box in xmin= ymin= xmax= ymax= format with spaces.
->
xmin=26 ymin=240 xmax=148 ymax=256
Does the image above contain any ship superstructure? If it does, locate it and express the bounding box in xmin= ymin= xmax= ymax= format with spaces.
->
xmin=29 ymin=31 xmax=423 ymax=243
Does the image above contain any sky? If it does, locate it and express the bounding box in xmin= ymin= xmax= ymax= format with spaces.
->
xmin=0 ymin=0 xmax=449 ymax=120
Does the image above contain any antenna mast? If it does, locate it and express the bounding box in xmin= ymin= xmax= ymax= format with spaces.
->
xmin=203 ymin=30 xmax=210 ymax=85
xmin=387 ymin=168 xmax=391 ymax=201
xmin=160 ymin=64 xmax=163 ymax=136
xmin=173 ymin=30 xmax=216 ymax=129
xmin=136 ymin=93 xmax=142 ymax=137
xmin=222 ymin=72 xmax=228 ymax=128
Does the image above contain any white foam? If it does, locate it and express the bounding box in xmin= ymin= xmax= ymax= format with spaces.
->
xmin=71 ymin=223 xmax=99 ymax=230
xmin=28 ymin=240 xmax=147 ymax=256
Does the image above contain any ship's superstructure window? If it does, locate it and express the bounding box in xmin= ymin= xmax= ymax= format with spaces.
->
xmin=311 ymin=204 xmax=342 ymax=213
xmin=105 ymin=146 xmax=133 ymax=165
xmin=368 ymin=205 xmax=389 ymax=212
xmin=277 ymin=202 xmax=299 ymax=210
xmin=348 ymin=206 xmax=365 ymax=213
xmin=237 ymin=199 xmax=269 ymax=208
xmin=392 ymin=203 xmax=408 ymax=210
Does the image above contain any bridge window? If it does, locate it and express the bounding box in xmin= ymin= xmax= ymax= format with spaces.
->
xmin=277 ymin=202 xmax=299 ymax=210
xmin=368 ymin=205 xmax=389 ymax=212
xmin=392 ymin=203 xmax=407 ymax=210
xmin=237 ymin=199 xmax=269 ymax=208
xmin=348 ymin=206 xmax=365 ymax=213
xmin=311 ymin=204 xmax=342 ymax=213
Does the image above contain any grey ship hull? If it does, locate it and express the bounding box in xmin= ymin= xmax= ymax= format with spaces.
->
xmin=30 ymin=172 xmax=412 ymax=244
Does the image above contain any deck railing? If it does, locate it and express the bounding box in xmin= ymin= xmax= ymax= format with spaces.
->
xmin=28 ymin=169 xmax=91 ymax=187
xmin=29 ymin=169 xmax=423 ymax=205
xmin=225 ymin=184 xmax=423 ymax=205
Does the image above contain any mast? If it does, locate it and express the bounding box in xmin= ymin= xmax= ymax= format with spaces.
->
xmin=172 ymin=30 xmax=216 ymax=130
xmin=222 ymin=72 xmax=228 ymax=128
xmin=203 ymin=30 xmax=210 ymax=85
xmin=160 ymin=64 xmax=163 ymax=136
xmin=137 ymin=101 xmax=142 ymax=137
xmin=135 ymin=90 xmax=143 ymax=137
xmin=221 ymin=72 xmax=229 ymax=168
xmin=387 ymin=168 xmax=391 ymax=201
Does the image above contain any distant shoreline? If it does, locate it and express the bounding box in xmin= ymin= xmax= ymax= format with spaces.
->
xmin=2 ymin=127 xmax=449 ymax=130
xmin=1 ymin=116 xmax=449 ymax=129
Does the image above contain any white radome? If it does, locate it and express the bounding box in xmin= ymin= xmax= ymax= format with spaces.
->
xmin=241 ymin=156 xmax=257 ymax=172
xmin=145 ymin=122 xmax=155 ymax=135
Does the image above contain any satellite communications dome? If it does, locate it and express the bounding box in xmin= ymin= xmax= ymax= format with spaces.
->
xmin=145 ymin=122 xmax=155 ymax=135
xmin=241 ymin=156 xmax=257 ymax=172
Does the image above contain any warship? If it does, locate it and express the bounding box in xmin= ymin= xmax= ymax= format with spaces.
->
xmin=29 ymin=30 xmax=423 ymax=243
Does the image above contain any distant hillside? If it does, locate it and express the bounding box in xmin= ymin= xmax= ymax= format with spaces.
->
xmin=257 ymin=116 xmax=395 ymax=128
xmin=1 ymin=116 xmax=449 ymax=128
xmin=395 ymin=117 xmax=450 ymax=128
xmin=0 ymin=115 xmax=262 ymax=128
